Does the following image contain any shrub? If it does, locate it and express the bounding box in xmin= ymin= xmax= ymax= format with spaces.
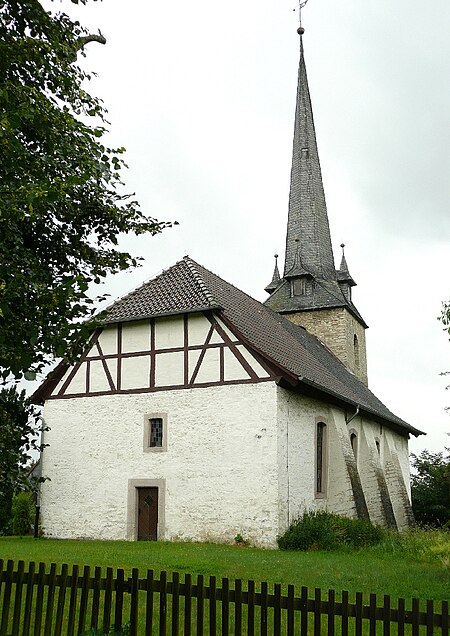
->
xmin=338 ymin=515 xmax=385 ymax=548
xmin=11 ymin=492 xmax=33 ymax=536
xmin=277 ymin=510 xmax=385 ymax=551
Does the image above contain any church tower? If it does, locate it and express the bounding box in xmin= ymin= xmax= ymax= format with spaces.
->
xmin=264 ymin=30 xmax=368 ymax=385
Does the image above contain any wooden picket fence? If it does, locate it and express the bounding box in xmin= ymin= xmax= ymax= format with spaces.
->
xmin=0 ymin=559 xmax=448 ymax=635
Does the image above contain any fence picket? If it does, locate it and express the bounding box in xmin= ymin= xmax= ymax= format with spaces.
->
xmin=11 ymin=559 xmax=25 ymax=636
xmin=221 ymin=577 xmax=229 ymax=636
xmin=183 ymin=573 xmax=191 ymax=636
xmin=209 ymin=576 xmax=216 ymax=636
xmin=66 ymin=564 xmax=79 ymax=636
xmin=287 ymin=585 xmax=294 ymax=636
xmin=196 ymin=574 xmax=204 ymax=635
xmin=172 ymin=571 xmax=180 ymax=636
xmin=327 ymin=588 xmax=335 ymax=636
xmin=43 ymin=562 xmax=57 ymax=636
xmin=90 ymin=566 xmax=102 ymax=632
xmin=247 ymin=579 xmax=255 ymax=636
xmin=0 ymin=559 xmax=14 ymax=636
xmin=442 ymin=600 xmax=449 ymax=636
xmin=146 ymin=570 xmax=155 ymax=636
xmin=397 ymin=597 xmax=405 ymax=636
xmin=273 ymin=583 xmax=281 ymax=636
xmin=34 ymin=562 xmax=46 ymax=636
xmin=114 ymin=568 xmax=125 ymax=634
xmin=129 ymin=568 xmax=139 ymax=636
xmin=383 ymin=595 xmax=391 ymax=636
xmin=260 ymin=581 xmax=268 ymax=636
xmin=22 ymin=561 xmax=36 ymax=636
xmin=314 ymin=587 xmax=322 ymax=636
xmin=54 ymin=563 xmax=69 ymax=636
xmin=234 ymin=579 xmax=242 ymax=636
xmin=341 ymin=590 xmax=349 ymax=636
xmin=300 ymin=586 xmax=308 ymax=635
xmin=159 ymin=570 xmax=167 ymax=636
xmin=77 ymin=564 xmax=90 ymax=635
xmin=411 ymin=597 xmax=420 ymax=636
xmin=102 ymin=566 xmax=113 ymax=634
xmin=426 ymin=600 xmax=434 ymax=636
xmin=355 ymin=591 xmax=363 ymax=636
xmin=369 ymin=593 xmax=377 ymax=636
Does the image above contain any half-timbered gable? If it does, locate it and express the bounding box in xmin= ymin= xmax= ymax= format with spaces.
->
xmin=46 ymin=312 xmax=273 ymax=401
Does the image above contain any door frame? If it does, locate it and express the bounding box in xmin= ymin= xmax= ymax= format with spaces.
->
xmin=127 ymin=479 xmax=166 ymax=541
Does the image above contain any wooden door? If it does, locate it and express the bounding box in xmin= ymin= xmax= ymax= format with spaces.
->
xmin=137 ymin=487 xmax=158 ymax=540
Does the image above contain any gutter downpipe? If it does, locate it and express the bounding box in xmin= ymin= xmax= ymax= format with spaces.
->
xmin=346 ymin=404 xmax=360 ymax=425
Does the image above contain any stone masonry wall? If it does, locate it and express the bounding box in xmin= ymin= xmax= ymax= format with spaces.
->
xmin=286 ymin=308 xmax=368 ymax=385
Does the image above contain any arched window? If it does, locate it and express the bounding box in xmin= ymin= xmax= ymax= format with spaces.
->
xmin=354 ymin=334 xmax=360 ymax=369
xmin=316 ymin=422 xmax=327 ymax=496
xmin=350 ymin=432 xmax=358 ymax=460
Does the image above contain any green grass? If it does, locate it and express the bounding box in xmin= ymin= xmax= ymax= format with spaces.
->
xmin=0 ymin=531 xmax=449 ymax=602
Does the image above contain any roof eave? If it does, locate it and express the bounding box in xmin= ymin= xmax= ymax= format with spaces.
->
xmin=99 ymin=304 xmax=222 ymax=326
xmin=295 ymin=376 xmax=424 ymax=437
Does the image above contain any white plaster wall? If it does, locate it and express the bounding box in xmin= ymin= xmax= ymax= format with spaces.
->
xmin=41 ymin=382 xmax=280 ymax=547
xmin=276 ymin=389 xmax=318 ymax=531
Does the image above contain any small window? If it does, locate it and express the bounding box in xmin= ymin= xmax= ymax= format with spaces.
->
xmin=353 ymin=334 xmax=360 ymax=370
xmin=150 ymin=418 xmax=163 ymax=447
xmin=144 ymin=413 xmax=168 ymax=452
xmin=291 ymin=278 xmax=306 ymax=296
xmin=315 ymin=421 xmax=327 ymax=496
xmin=375 ymin=439 xmax=381 ymax=455
xmin=350 ymin=432 xmax=358 ymax=460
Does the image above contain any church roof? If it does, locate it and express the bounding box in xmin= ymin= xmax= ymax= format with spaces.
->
xmin=99 ymin=256 xmax=421 ymax=436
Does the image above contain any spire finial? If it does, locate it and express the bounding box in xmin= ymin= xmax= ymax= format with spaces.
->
xmin=293 ymin=0 xmax=310 ymax=34
xmin=340 ymin=243 xmax=345 ymax=256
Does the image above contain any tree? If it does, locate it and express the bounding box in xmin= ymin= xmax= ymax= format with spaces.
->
xmin=0 ymin=1 xmax=173 ymax=380
xmin=0 ymin=386 xmax=45 ymax=534
xmin=410 ymin=448 xmax=450 ymax=528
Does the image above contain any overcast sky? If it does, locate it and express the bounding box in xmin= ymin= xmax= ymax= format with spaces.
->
xmin=45 ymin=0 xmax=449 ymax=454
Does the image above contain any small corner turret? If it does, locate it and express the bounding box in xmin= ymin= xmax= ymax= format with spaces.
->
xmin=264 ymin=254 xmax=281 ymax=295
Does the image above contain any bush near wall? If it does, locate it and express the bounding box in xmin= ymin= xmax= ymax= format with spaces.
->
xmin=11 ymin=492 xmax=33 ymax=536
xmin=277 ymin=510 xmax=385 ymax=551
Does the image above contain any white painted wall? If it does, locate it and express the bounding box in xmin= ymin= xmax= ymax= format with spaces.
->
xmin=275 ymin=389 xmax=413 ymax=531
xmin=41 ymin=382 xmax=280 ymax=547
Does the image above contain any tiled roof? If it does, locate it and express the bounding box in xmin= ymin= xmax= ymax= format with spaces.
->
xmin=99 ymin=258 xmax=220 ymax=323
xmin=101 ymin=256 xmax=421 ymax=436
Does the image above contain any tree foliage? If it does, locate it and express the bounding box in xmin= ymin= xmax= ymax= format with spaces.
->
xmin=0 ymin=386 xmax=45 ymax=534
xmin=410 ymin=448 xmax=450 ymax=528
xmin=0 ymin=1 xmax=172 ymax=380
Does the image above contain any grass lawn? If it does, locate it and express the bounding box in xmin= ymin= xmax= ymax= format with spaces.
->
xmin=0 ymin=535 xmax=449 ymax=603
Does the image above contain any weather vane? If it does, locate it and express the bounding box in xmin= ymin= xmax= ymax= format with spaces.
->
xmin=293 ymin=0 xmax=311 ymax=29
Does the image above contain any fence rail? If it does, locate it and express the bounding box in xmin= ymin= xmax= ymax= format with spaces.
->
xmin=0 ymin=559 xmax=448 ymax=635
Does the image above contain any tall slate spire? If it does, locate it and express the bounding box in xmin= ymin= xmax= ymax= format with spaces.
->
xmin=284 ymin=35 xmax=335 ymax=281
xmin=265 ymin=30 xmax=367 ymax=332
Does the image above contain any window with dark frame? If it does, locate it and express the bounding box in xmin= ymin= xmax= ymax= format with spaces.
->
xmin=149 ymin=417 xmax=163 ymax=448
xmin=316 ymin=422 xmax=326 ymax=494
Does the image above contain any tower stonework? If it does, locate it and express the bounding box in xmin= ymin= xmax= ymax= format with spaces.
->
xmin=285 ymin=308 xmax=368 ymax=385
xmin=265 ymin=34 xmax=369 ymax=385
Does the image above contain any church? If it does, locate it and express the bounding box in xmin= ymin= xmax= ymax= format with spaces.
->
xmin=33 ymin=28 xmax=422 ymax=547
